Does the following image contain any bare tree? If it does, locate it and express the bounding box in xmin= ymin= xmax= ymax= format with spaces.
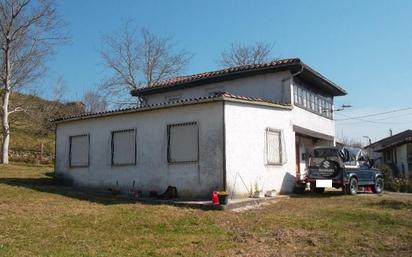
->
xmin=82 ymin=89 xmax=107 ymax=113
xmin=0 ymin=0 xmax=67 ymax=164
xmin=51 ymin=75 xmax=67 ymax=101
xmin=218 ymin=42 xmax=276 ymax=68
xmin=100 ymin=24 xmax=191 ymax=107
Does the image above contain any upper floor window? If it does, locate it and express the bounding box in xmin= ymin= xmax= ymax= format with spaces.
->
xmin=293 ymin=81 xmax=333 ymax=119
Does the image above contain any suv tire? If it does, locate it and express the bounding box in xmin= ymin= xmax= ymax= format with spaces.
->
xmin=314 ymin=187 xmax=325 ymax=193
xmin=372 ymin=177 xmax=384 ymax=194
xmin=346 ymin=177 xmax=358 ymax=195
xmin=294 ymin=184 xmax=306 ymax=194
xmin=310 ymin=183 xmax=325 ymax=193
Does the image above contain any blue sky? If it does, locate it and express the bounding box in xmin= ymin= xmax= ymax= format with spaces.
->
xmin=41 ymin=0 xmax=412 ymax=143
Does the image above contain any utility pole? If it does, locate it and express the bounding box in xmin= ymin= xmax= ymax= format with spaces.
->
xmin=363 ymin=136 xmax=372 ymax=145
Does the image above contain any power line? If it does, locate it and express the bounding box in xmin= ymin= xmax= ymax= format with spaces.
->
xmin=335 ymin=107 xmax=412 ymax=121
xmin=338 ymin=119 xmax=412 ymax=126
xmin=336 ymin=111 xmax=412 ymax=125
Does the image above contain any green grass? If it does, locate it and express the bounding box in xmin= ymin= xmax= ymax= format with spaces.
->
xmin=0 ymin=164 xmax=411 ymax=257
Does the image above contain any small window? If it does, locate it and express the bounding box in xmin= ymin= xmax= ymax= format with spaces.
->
xmin=206 ymin=87 xmax=224 ymax=97
xmin=167 ymin=122 xmax=199 ymax=163
xmin=208 ymin=91 xmax=222 ymax=97
xmin=69 ymin=134 xmax=89 ymax=168
xmin=111 ymin=129 xmax=136 ymax=166
xmin=302 ymin=89 xmax=307 ymax=107
xmin=266 ymin=128 xmax=287 ymax=165
xmin=165 ymin=95 xmax=182 ymax=102
xmin=293 ymin=85 xmax=298 ymax=103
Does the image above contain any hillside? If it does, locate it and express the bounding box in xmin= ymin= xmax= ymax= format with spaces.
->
xmin=1 ymin=92 xmax=85 ymax=163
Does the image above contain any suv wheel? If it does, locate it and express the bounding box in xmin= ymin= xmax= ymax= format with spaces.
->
xmin=310 ymin=183 xmax=325 ymax=193
xmin=372 ymin=177 xmax=384 ymax=194
xmin=314 ymin=187 xmax=325 ymax=193
xmin=294 ymin=184 xmax=306 ymax=194
xmin=347 ymin=177 xmax=358 ymax=195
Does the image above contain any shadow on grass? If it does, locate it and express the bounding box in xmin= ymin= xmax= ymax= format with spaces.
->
xmin=0 ymin=176 xmax=219 ymax=209
xmin=0 ymin=176 xmax=136 ymax=205
xmin=291 ymin=191 xmax=346 ymax=198
xmin=368 ymin=199 xmax=412 ymax=210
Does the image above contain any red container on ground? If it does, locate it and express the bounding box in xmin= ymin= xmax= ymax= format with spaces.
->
xmin=211 ymin=191 xmax=219 ymax=205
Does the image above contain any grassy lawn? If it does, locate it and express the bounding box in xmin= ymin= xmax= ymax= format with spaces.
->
xmin=0 ymin=164 xmax=411 ymax=257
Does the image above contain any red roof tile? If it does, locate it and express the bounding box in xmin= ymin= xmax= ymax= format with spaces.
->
xmin=52 ymin=92 xmax=291 ymax=123
xmin=131 ymin=58 xmax=346 ymax=96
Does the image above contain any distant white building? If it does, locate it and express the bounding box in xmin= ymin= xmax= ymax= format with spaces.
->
xmin=53 ymin=58 xmax=346 ymax=198
xmin=365 ymin=130 xmax=412 ymax=178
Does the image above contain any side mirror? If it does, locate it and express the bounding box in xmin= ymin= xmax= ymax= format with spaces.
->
xmin=341 ymin=149 xmax=350 ymax=162
xmin=368 ymin=159 xmax=374 ymax=168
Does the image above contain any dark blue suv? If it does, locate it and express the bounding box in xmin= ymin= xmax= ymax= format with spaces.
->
xmin=304 ymin=146 xmax=384 ymax=195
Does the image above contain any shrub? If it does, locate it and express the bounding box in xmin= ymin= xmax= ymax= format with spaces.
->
xmin=380 ymin=163 xmax=412 ymax=192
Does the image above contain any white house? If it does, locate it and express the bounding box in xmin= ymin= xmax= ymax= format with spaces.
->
xmin=365 ymin=130 xmax=412 ymax=178
xmin=53 ymin=58 xmax=346 ymax=198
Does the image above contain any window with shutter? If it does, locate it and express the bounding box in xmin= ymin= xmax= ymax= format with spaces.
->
xmin=69 ymin=134 xmax=89 ymax=167
xmin=167 ymin=122 xmax=198 ymax=163
xmin=266 ymin=128 xmax=286 ymax=165
xmin=111 ymin=129 xmax=136 ymax=166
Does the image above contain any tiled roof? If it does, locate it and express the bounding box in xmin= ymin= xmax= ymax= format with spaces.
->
xmin=366 ymin=130 xmax=412 ymax=151
xmin=131 ymin=58 xmax=347 ymax=96
xmin=52 ymin=92 xmax=291 ymax=123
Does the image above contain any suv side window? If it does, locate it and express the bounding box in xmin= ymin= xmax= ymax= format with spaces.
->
xmin=344 ymin=152 xmax=357 ymax=167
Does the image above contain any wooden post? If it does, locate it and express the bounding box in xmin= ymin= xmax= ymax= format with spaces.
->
xmin=40 ymin=141 xmax=44 ymax=163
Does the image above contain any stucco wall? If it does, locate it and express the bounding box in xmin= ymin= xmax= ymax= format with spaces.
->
xmin=396 ymin=144 xmax=408 ymax=176
xmin=291 ymin=106 xmax=336 ymax=141
xmin=55 ymin=102 xmax=224 ymax=198
xmin=144 ymin=71 xmax=291 ymax=105
xmin=224 ymin=101 xmax=296 ymax=197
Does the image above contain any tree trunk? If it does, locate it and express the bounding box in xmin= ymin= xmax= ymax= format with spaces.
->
xmin=40 ymin=141 xmax=44 ymax=163
xmin=2 ymin=89 xmax=10 ymax=164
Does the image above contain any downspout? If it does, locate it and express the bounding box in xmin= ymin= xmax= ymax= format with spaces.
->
xmin=222 ymin=101 xmax=226 ymax=191
xmin=281 ymin=64 xmax=304 ymax=104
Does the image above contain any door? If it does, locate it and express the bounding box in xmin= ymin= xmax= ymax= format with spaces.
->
xmin=299 ymin=145 xmax=307 ymax=175
xmin=358 ymin=162 xmax=375 ymax=185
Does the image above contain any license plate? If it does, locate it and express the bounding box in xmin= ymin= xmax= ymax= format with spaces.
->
xmin=316 ymin=179 xmax=332 ymax=188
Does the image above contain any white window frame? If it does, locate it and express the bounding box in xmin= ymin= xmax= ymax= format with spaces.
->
xmin=167 ymin=122 xmax=199 ymax=164
xmin=265 ymin=128 xmax=285 ymax=165
xmin=69 ymin=134 xmax=90 ymax=168
xmin=111 ymin=129 xmax=137 ymax=166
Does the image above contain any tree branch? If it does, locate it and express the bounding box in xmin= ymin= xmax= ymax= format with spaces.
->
xmin=8 ymin=106 xmax=28 ymax=115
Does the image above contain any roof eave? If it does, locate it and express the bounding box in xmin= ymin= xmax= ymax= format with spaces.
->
xmin=52 ymin=95 xmax=292 ymax=124
xmin=299 ymin=64 xmax=347 ymax=96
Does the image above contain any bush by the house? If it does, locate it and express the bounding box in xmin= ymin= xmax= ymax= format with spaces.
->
xmin=380 ymin=164 xmax=412 ymax=193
